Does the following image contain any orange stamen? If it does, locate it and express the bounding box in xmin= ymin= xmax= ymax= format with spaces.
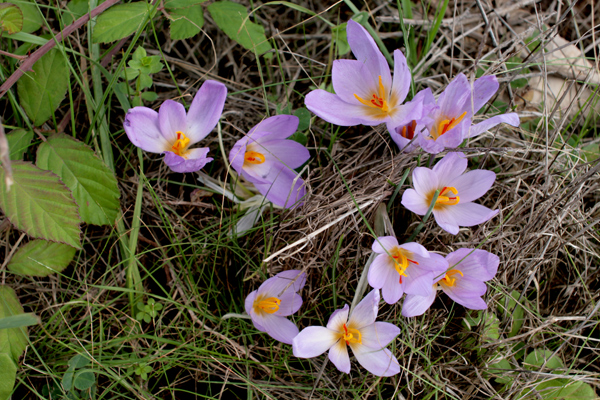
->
xmin=255 ymin=297 xmax=281 ymax=314
xmin=342 ymin=323 xmax=362 ymax=345
xmin=435 ymin=186 xmax=460 ymax=206
xmin=390 ymin=247 xmax=418 ymax=279
xmin=171 ymin=131 xmax=191 ymax=157
xmin=431 ymin=111 xmax=467 ymax=139
xmin=401 ymin=120 xmax=417 ymax=139
xmin=441 ymin=269 xmax=464 ymax=287
xmin=354 ymin=76 xmax=390 ymax=112
xmin=244 ymin=151 xmax=266 ymax=165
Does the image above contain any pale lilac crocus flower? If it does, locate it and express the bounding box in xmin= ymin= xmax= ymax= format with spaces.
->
xmin=305 ymin=20 xmax=421 ymax=127
xmin=293 ymin=289 xmax=400 ymax=377
xmin=401 ymin=152 xmax=498 ymax=235
xmin=369 ymin=236 xmax=448 ymax=304
xmin=415 ymin=73 xmax=519 ymax=154
xmin=229 ymin=115 xmax=310 ymax=209
xmin=245 ymin=270 xmax=306 ymax=345
xmin=123 ymin=80 xmax=227 ymax=173
xmin=402 ymin=248 xmax=499 ymax=317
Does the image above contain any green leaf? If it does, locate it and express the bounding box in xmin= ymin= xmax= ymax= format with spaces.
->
xmin=73 ymin=370 xmax=95 ymax=390
xmin=0 ymin=3 xmax=23 ymax=34
xmin=62 ymin=0 xmax=89 ymax=25
xmin=524 ymin=349 xmax=564 ymax=370
xmin=92 ymin=2 xmax=152 ymax=44
xmin=534 ymin=378 xmax=582 ymax=400
xmin=0 ymin=313 xmax=38 ymax=330
xmin=289 ymin=132 xmax=307 ymax=146
xmin=36 ymin=134 xmax=120 ymax=226
xmin=62 ymin=370 xmax=74 ymax=392
xmin=0 ymin=286 xmax=28 ymax=362
xmin=0 ymin=162 xmax=81 ymax=248
xmin=7 ymin=239 xmax=76 ymax=277
xmin=487 ymin=358 xmax=512 ymax=384
xmin=207 ymin=1 xmax=272 ymax=55
xmin=169 ymin=4 xmax=204 ymax=41
xmin=68 ymin=354 xmax=90 ymax=369
xmin=164 ymin=0 xmax=206 ymax=9
xmin=0 ymin=353 xmax=17 ymax=400
xmin=0 ymin=0 xmax=42 ymax=33
xmin=140 ymin=91 xmax=158 ymax=102
xmin=568 ymin=382 xmax=597 ymax=399
xmin=17 ymin=48 xmax=70 ymax=126
xmin=6 ymin=129 xmax=33 ymax=161
xmin=120 ymin=67 xmax=140 ymax=81
xmin=293 ymin=107 xmax=311 ymax=131
xmin=498 ymin=290 xmax=525 ymax=337
xmin=332 ymin=23 xmax=350 ymax=56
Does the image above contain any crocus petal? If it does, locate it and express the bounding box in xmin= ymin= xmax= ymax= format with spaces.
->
xmin=434 ymin=202 xmax=499 ymax=234
xmin=326 ymin=305 xmax=349 ymax=331
xmin=432 ymin=152 xmax=468 ymax=184
xmin=371 ymin=236 xmax=399 ymax=254
xmin=305 ymin=89 xmax=376 ymax=126
xmin=398 ymin=242 xmax=429 ymax=259
xmin=470 ymin=75 xmax=499 ymax=116
xmin=186 ymin=80 xmax=227 ymax=142
xmin=244 ymin=290 xmax=258 ymax=317
xmin=275 ymin=293 xmax=303 ymax=317
xmin=229 ymin=141 xmax=247 ymax=176
xmin=403 ymin=270 xmax=435 ymax=296
xmin=368 ymin=254 xmax=395 ymax=290
xmin=328 ymin=340 xmax=351 ymax=374
xmin=467 ymin=113 xmax=520 ymax=138
xmin=348 ymin=289 xmax=379 ymax=329
xmin=258 ymin=270 xmax=306 ymax=297
xmin=352 ymin=346 xmax=400 ymax=377
xmin=123 ymin=107 xmax=169 ymax=153
xmin=158 ymin=100 xmax=187 ymax=143
xmin=251 ymin=312 xmax=299 ymax=344
xmin=418 ymin=134 xmax=449 ymax=154
xmin=449 ymin=169 xmax=496 ymax=203
xmin=163 ymin=148 xmax=213 ymax=173
xmin=382 ymin=276 xmax=404 ymax=304
xmin=443 ymin=285 xmax=488 ymax=310
xmin=446 ymin=248 xmax=499 ymax=281
xmin=257 ymin=139 xmax=310 ymax=169
xmin=444 ymin=275 xmax=488 ymax=298
xmin=411 ymin=167 xmax=439 ymax=198
xmin=293 ymin=326 xmax=339 ymax=358
xmin=400 ymin=189 xmax=430 ymax=215
xmin=390 ymin=49 xmax=411 ymax=105
xmin=438 ymin=73 xmax=471 ymax=118
xmin=412 ymin=252 xmax=448 ymax=276
xmin=252 ymin=164 xmax=306 ymax=209
xmin=402 ymin=291 xmax=436 ymax=317
xmin=346 ymin=20 xmax=392 ymax=92
xmin=388 ymin=124 xmax=419 ymax=152
xmin=359 ymin=321 xmax=400 ymax=349
xmin=387 ymin=97 xmax=424 ymax=128
xmin=332 ymin=59 xmax=381 ymax=105
xmin=247 ymin=115 xmax=299 ymax=141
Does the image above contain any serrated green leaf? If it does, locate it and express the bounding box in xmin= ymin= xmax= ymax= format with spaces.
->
xmin=6 ymin=129 xmax=33 ymax=161
xmin=17 ymin=48 xmax=70 ymax=126
xmin=164 ymin=0 xmax=205 ymax=9
xmin=7 ymin=239 xmax=76 ymax=277
xmin=92 ymin=2 xmax=152 ymax=44
xmin=0 ymin=286 xmax=28 ymax=362
xmin=0 ymin=162 xmax=81 ymax=248
xmin=169 ymin=5 xmax=204 ymax=41
xmin=0 ymin=313 xmax=38 ymax=330
xmin=524 ymin=349 xmax=564 ymax=370
xmin=0 ymin=0 xmax=41 ymax=33
xmin=73 ymin=370 xmax=95 ymax=390
xmin=68 ymin=354 xmax=90 ymax=369
xmin=37 ymin=135 xmax=120 ymax=226
xmin=0 ymin=3 xmax=23 ymax=34
xmin=0 ymin=353 xmax=17 ymax=400
xmin=207 ymin=1 xmax=272 ymax=55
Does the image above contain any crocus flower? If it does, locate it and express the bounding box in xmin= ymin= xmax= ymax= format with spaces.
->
xmin=401 ymin=152 xmax=498 ymax=235
xmin=414 ymin=73 xmax=519 ymax=154
xmin=293 ymin=289 xmax=400 ymax=376
xmin=245 ymin=270 xmax=306 ymax=345
xmin=402 ymin=248 xmax=499 ymax=317
xmin=229 ymin=115 xmax=310 ymax=209
xmin=369 ymin=236 xmax=448 ymax=304
xmin=123 ymin=80 xmax=227 ymax=173
xmin=305 ymin=20 xmax=421 ymax=127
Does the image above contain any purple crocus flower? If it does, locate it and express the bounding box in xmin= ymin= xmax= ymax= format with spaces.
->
xmin=123 ymin=80 xmax=227 ymax=173
xmin=292 ymin=289 xmax=400 ymax=376
xmin=245 ymin=270 xmax=306 ymax=345
xmin=305 ymin=20 xmax=421 ymax=128
xmin=369 ymin=236 xmax=448 ymax=304
xmin=402 ymin=248 xmax=499 ymax=317
xmin=414 ymin=73 xmax=519 ymax=154
xmin=229 ymin=115 xmax=310 ymax=209
xmin=401 ymin=152 xmax=498 ymax=235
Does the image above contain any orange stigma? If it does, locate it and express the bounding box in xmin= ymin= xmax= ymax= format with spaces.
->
xmin=171 ymin=131 xmax=191 ymax=157
xmin=354 ymin=76 xmax=390 ymax=112
xmin=431 ymin=111 xmax=467 ymax=139
xmin=390 ymin=247 xmax=419 ymax=279
xmin=255 ymin=297 xmax=281 ymax=314
xmin=435 ymin=186 xmax=460 ymax=206
xmin=244 ymin=151 xmax=265 ymax=165
xmin=441 ymin=269 xmax=464 ymax=287
xmin=342 ymin=323 xmax=362 ymax=345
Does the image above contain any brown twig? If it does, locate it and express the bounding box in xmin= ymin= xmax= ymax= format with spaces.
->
xmin=0 ymin=0 xmax=121 ymax=100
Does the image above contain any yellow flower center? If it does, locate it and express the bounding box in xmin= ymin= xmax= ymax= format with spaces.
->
xmin=401 ymin=120 xmax=417 ymax=140
xmin=441 ymin=269 xmax=464 ymax=287
xmin=430 ymin=111 xmax=467 ymax=140
xmin=354 ymin=75 xmax=390 ymax=113
xmin=253 ymin=296 xmax=281 ymax=314
xmin=341 ymin=323 xmax=362 ymax=345
xmin=171 ymin=131 xmax=191 ymax=157
xmin=244 ymin=151 xmax=266 ymax=165
xmin=390 ymin=247 xmax=418 ymax=283
xmin=429 ymin=186 xmax=460 ymax=208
